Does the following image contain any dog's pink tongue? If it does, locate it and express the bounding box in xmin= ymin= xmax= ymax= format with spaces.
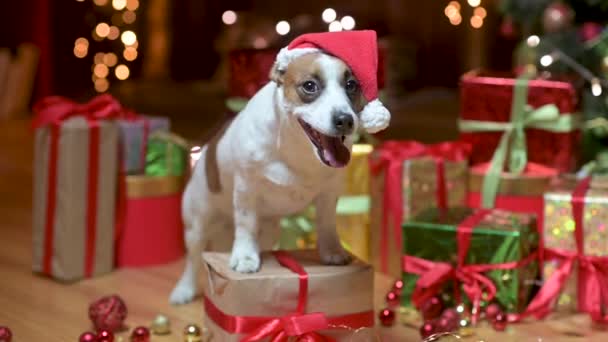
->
xmin=320 ymin=135 xmax=350 ymax=168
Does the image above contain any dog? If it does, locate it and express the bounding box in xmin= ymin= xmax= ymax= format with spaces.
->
xmin=170 ymin=31 xmax=390 ymax=304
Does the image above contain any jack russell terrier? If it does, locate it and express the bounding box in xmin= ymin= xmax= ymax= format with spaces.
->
xmin=170 ymin=30 xmax=390 ymax=304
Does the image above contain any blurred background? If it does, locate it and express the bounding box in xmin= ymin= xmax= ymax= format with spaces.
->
xmin=0 ymin=0 xmax=606 ymax=143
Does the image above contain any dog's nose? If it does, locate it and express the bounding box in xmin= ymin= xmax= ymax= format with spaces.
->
xmin=333 ymin=113 xmax=354 ymax=134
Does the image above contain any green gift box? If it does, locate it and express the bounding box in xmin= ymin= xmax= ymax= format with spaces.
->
xmin=401 ymin=207 xmax=539 ymax=314
xmin=145 ymin=131 xmax=189 ymax=177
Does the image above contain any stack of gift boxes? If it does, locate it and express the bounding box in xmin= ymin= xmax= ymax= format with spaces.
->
xmin=31 ymin=95 xmax=190 ymax=282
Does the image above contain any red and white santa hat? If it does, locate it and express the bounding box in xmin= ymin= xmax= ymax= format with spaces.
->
xmin=274 ymin=30 xmax=390 ymax=134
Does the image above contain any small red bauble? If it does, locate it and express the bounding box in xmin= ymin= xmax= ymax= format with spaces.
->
xmin=580 ymin=22 xmax=603 ymax=42
xmin=89 ymin=295 xmax=128 ymax=332
xmin=130 ymin=326 xmax=151 ymax=342
xmin=393 ymin=280 xmax=404 ymax=294
xmin=485 ymin=303 xmax=501 ymax=320
xmin=492 ymin=312 xmax=508 ymax=331
xmin=440 ymin=308 xmax=459 ymax=321
xmin=419 ymin=320 xmax=435 ymax=339
xmin=437 ymin=316 xmax=459 ymax=333
xmin=378 ymin=308 xmax=395 ymax=327
xmin=385 ymin=291 xmax=400 ymax=308
xmin=0 ymin=327 xmax=12 ymax=342
xmin=97 ymin=330 xmax=114 ymax=342
xmin=79 ymin=332 xmax=97 ymax=342
xmin=420 ymin=297 xmax=443 ymax=320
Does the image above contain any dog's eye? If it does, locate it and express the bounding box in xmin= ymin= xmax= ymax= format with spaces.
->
xmin=346 ymin=79 xmax=359 ymax=93
xmin=302 ymin=81 xmax=319 ymax=94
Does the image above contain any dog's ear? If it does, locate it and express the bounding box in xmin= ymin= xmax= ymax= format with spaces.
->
xmin=269 ymin=62 xmax=285 ymax=85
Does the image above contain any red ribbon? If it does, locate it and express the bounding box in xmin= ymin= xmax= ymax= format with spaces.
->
xmin=402 ymin=209 xmax=538 ymax=323
xmin=204 ymin=251 xmax=374 ymax=341
xmin=33 ymin=95 xmax=123 ymax=277
xmin=370 ymin=140 xmax=471 ymax=273
xmin=512 ymin=177 xmax=608 ymax=323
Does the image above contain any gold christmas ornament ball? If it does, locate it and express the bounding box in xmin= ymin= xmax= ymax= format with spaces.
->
xmin=183 ymin=324 xmax=201 ymax=342
xmin=151 ymin=314 xmax=171 ymax=335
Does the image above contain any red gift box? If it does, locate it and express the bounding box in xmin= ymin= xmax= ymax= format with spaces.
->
xmin=459 ymin=70 xmax=580 ymax=172
xmin=116 ymin=175 xmax=185 ymax=267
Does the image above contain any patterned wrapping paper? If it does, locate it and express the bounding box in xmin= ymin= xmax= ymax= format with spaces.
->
xmin=401 ymin=208 xmax=539 ymax=314
xmin=370 ymin=156 xmax=469 ymax=279
xmin=278 ymin=144 xmax=373 ymax=262
xmin=543 ymin=177 xmax=608 ymax=313
xmin=32 ymin=117 xmax=119 ymax=281
xmin=118 ymin=115 xmax=170 ymax=174
xmin=459 ymin=70 xmax=580 ymax=173
xmin=202 ymin=250 xmax=374 ymax=341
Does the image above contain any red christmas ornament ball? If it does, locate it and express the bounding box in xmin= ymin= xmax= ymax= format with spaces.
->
xmin=0 ymin=327 xmax=12 ymax=342
xmin=89 ymin=295 xmax=127 ymax=332
xmin=130 ymin=326 xmax=151 ymax=342
xmin=437 ymin=315 xmax=459 ymax=333
xmin=420 ymin=296 xmax=444 ymax=320
xmin=440 ymin=308 xmax=459 ymax=321
xmin=500 ymin=16 xmax=516 ymax=38
xmin=378 ymin=308 xmax=396 ymax=326
xmin=419 ymin=320 xmax=436 ymax=339
xmin=542 ymin=2 xmax=574 ymax=33
xmin=79 ymin=332 xmax=97 ymax=342
xmin=485 ymin=303 xmax=501 ymax=320
xmin=97 ymin=329 xmax=114 ymax=342
xmin=385 ymin=291 xmax=400 ymax=307
xmin=393 ymin=280 xmax=404 ymax=294
xmin=493 ymin=312 xmax=508 ymax=331
xmin=580 ymin=22 xmax=603 ymax=42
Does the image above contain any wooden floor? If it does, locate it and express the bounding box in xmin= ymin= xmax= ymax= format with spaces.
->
xmin=1 ymin=119 xmax=607 ymax=341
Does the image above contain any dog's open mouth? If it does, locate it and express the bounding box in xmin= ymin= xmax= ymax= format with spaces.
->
xmin=298 ymin=118 xmax=350 ymax=168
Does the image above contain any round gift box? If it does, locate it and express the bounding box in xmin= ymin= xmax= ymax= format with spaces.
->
xmin=117 ymin=175 xmax=186 ymax=267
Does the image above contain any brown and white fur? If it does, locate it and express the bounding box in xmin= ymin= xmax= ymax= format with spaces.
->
xmin=170 ymin=52 xmax=368 ymax=304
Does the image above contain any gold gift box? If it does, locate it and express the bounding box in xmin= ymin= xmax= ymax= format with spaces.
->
xmin=543 ymin=176 xmax=608 ymax=313
xmin=370 ymin=156 xmax=468 ymax=278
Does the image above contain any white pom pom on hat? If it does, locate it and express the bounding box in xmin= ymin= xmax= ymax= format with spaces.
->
xmin=274 ymin=30 xmax=390 ymax=133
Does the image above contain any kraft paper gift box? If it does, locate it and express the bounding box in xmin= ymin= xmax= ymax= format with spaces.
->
xmin=32 ymin=114 xmax=119 ymax=282
xmin=118 ymin=115 xmax=170 ymax=174
xmin=202 ymin=250 xmax=375 ymax=341
xmin=369 ymin=141 xmax=470 ymax=278
xmin=116 ymin=175 xmax=186 ymax=267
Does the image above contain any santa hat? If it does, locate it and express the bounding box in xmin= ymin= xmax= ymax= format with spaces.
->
xmin=274 ymin=30 xmax=390 ymax=134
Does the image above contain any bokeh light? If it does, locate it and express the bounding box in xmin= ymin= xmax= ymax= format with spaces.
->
xmin=95 ymin=23 xmax=110 ymax=38
xmin=121 ymin=30 xmax=137 ymax=45
xmin=275 ymin=21 xmax=290 ymax=35
xmin=112 ymin=0 xmax=126 ymax=10
xmin=123 ymin=47 xmax=138 ymax=61
xmin=341 ymin=16 xmax=355 ymax=30
xmin=222 ymin=10 xmax=237 ymax=25
xmin=329 ymin=21 xmax=343 ymax=32
xmin=115 ymin=64 xmax=130 ymax=80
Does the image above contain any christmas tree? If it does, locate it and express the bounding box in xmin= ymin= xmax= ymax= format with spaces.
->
xmin=499 ymin=0 xmax=608 ymax=163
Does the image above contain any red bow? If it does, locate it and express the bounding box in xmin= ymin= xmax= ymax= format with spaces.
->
xmin=204 ymin=251 xmax=374 ymax=341
xmin=369 ymin=140 xmax=471 ymax=273
xmin=403 ymin=209 xmax=538 ymax=323
xmin=32 ymin=94 xmax=123 ymax=128
xmin=512 ymin=177 xmax=608 ymax=323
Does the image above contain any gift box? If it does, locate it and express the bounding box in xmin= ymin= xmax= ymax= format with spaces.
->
xmin=202 ymin=250 xmax=374 ymax=341
xmin=116 ymin=175 xmax=186 ymax=267
xmin=532 ymin=176 xmax=608 ymax=320
xmin=401 ymin=208 xmax=539 ymax=316
xmin=369 ymin=141 xmax=470 ymax=278
xmin=459 ymin=70 xmax=580 ymax=173
xmin=118 ymin=115 xmax=170 ymax=174
xmin=32 ymin=95 xmax=122 ymax=281
xmin=278 ymin=144 xmax=374 ymax=262
xmin=144 ymin=131 xmax=189 ymax=177
xmin=467 ymin=162 xmax=557 ymax=236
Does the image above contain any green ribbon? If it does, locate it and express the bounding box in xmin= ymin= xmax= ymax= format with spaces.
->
xmin=459 ymin=77 xmax=580 ymax=208
xmin=145 ymin=131 xmax=190 ymax=177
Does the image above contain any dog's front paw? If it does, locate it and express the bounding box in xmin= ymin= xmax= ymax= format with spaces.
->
xmin=230 ymin=242 xmax=261 ymax=273
xmin=169 ymin=280 xmax=198 ymax=305
xmin=319 ymin=244 xmax=352 ymax=265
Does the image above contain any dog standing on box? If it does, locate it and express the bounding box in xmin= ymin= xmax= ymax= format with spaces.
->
xmin=171 ymin=30 xmax=390 ymax=304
